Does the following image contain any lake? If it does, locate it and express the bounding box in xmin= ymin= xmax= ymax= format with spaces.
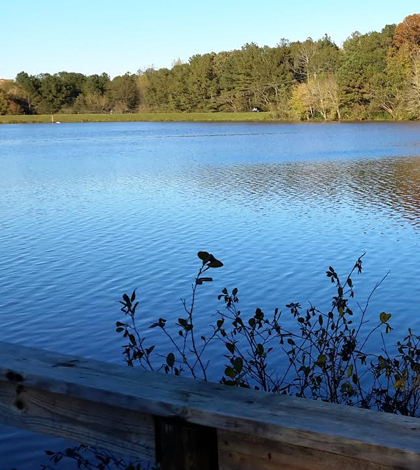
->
xmin=1 ymin=121 xmax=420 ymax=468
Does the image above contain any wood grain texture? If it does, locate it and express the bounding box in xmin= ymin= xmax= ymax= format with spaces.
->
xmin=0 ymin=379 xmax=155 ymax=460
xmin=1 ymin=341 xmax=420 ymax=468
xmin=218 ymin=430 xmax=409 ymax=470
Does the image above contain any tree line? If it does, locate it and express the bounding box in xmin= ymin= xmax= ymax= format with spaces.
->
xmin=3 ymin=14 xmax=420 ymax=120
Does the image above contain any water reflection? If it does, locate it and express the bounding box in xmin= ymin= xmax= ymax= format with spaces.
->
xmin=185 ymin=156 xmax=420 ymax=228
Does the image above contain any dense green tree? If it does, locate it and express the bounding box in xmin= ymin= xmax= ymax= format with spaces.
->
xmin=14 ymin=71 xmax=85 ymax=113
xmin=188 ymin=53 xmax=218 ymax=110
xmin=142 ymin=68 xmax=171 ymax=110
xmin=337 ymin=27 xmax=395 ymax=118
xmin=15 ymin=72 xmax=42 ymax=113
xmin=214 ymin=41 xmax=295 ymax=112
xmin=216 ymin=50 xmax=247 ymax=111
xmin=82 ymin=73 xmax=109 ymax=97
xmin=252 ymin=44 xmax=295 ymax=111
xmin=107 ymin=73 xmax=139 ymax=112
xmin=37 ymin=73 xmax=71 ymax=113
xmin=166 ymin=63 xmax=193 ymax=111
xmin=73 ymin=73 xmax=111 ymax=113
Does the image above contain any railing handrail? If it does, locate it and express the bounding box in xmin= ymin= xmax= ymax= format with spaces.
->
xmin=0 ymin=340 xmax=419 ymax=469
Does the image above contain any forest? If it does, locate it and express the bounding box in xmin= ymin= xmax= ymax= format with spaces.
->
xmin=2 ymin=14 xmax=420 ymax=121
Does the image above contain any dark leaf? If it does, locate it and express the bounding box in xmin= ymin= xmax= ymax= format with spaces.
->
xmin=233 ymin=357 xmax=243 ymax=373
xmin=226 ymin=342 xmax=235 ymax=354
xmin=225 ymin=366 xmax=236 ymax=378
xmin=166 ymin=353 xmax=175 ymax=367
xmin=208 ymin=258 xmax=223 ymax=268
xmin=197 ymin=251 xmax=210 ymax=261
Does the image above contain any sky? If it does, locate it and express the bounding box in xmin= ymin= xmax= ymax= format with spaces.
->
xmin=1 ymin=0 xmax=419 ymax=79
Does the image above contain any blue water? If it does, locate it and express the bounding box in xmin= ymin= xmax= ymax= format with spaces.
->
xmin=1 ymin=121 xmax=420 ymax=468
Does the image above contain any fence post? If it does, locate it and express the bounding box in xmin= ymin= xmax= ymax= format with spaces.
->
xmin=155 ymin=417 xmax=219 ymax=470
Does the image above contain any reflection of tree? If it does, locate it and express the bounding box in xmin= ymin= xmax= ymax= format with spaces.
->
xmin=186 ymin=156 xmax=420 ymax=228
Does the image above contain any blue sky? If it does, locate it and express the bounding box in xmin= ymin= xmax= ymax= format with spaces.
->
xmin=1 ymin=0 xmax=419 ymax=79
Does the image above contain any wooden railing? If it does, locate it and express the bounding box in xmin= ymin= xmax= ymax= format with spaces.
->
xmin=0 ymin=340 xmax=420 ymax=469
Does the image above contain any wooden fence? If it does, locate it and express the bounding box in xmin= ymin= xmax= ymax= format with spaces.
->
xmin=0 ymin=340 xmax=419 ymax=469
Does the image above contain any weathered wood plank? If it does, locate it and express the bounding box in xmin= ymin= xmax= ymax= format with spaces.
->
xmin=0 ymin=379 xmax=155 ymax=460
xmin=218 ymin=430 xmax=407 ymax=470
xmin=1 ymin=341 xmax=420 ymax=469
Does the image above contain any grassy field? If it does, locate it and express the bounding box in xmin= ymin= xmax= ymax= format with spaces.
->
xmin=0 ymin=112 xmax=273 ymax=124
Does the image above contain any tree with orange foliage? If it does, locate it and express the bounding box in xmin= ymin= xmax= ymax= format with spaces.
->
xmin=393 ymin=14 xmax=420 ymax=52
xmin=388 ymin=14 xmax=420 ymax=118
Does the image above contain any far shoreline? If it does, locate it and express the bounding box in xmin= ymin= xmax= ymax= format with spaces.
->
xmin=0 ymin=112 xmax=411 ymax=125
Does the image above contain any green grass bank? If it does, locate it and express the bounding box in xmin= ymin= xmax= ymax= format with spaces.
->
xmin=0 ymin=112 xmax=273 ymax=124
